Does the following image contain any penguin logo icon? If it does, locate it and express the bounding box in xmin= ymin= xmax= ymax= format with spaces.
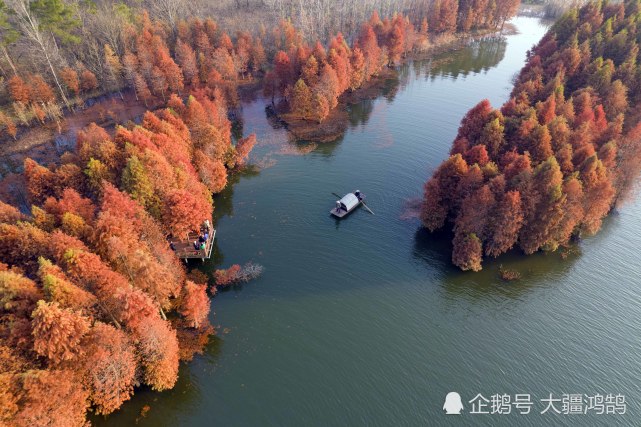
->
xmin=443 ymin=392 xmax=464 ymax=414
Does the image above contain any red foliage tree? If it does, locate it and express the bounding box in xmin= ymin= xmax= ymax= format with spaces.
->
xmin=329 ymin=49 xmax=350 ymax=93
xmin=357 ymin=24 xmax=382 ymax=79
xmin=350 ymin=47 xmax=366 ymax=90
xmin=235 ymin=134 xmax=257 ymax=167
xmin=24 ymin=158 xmax=57 ymax=203
xmin=80 ymin=70 xmax=98 ymax=93
xmin=134 ymin=73 xmax=153 ymax=105
xmin=519 ymin=157 xmax=564 ymax=253
xmin=163 ymin=188 xmax=212 ymax=237
xmin=194 ymin=151 xmax=227 ymax=193
xmin=317 ymin=63 xmax=340 ymax=109
xmin=8 ymin=76 xmax=31 ymax=104
xmin=464 ymin=144 xmax=490 ymax=166
xmin=485 ymin=190 xmax=524 ymax=257
xmin=31 ymin=300 xmax=91 ymax=364
xmin=133 ymin=316 xmax=179 ymax=391
xmin=0 ymin=200 xmax=23 ymax=224
xmin=82 ymin=322 xmax=137 ymax=415
xmin=44 ymin=188 xmax=96 ymax=225
xmin=457 ymin=99 xmax=493 ymax=145
xmin=387 ymin=18 xmax=405 ymax=65
xmin=430 ymin=0 xmax=459 ymax=33
xmin=274 ymin=50 xmax=294 ymax=95
xmin=0 ymin=111 xmax=17 ymax=139
xmin=176 ymin=40 xmax=198 ymax=84
xmin=61 ymin=67 xmax=80 ymax=96
xmin=11 ymin=369 xmax=89 ymax=427
xmin=538 ymin=95 xmax=556 ymax=125
xmin=179 ymin=281 xmax=210 ymax=328
xmin=214 ymin=264 xmax=242 ymax=286
xmin=301 ymin=55 xmax=319 ymax=86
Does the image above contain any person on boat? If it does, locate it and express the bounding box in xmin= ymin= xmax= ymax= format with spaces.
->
xmin=204 ymin=219 xmax=211 ymax=231
xmin=336 ymin=201 xmax=342 ymax=212
xmin=193 ymin=240 xmax=199 ymax=250
xmin=355 ymin=190 xmax=362 ymax=200
xmin=198 ymin=234 xmax=206 ymax=243
xmin=200 ymin=241 xmax=206 ymax=250
xmin=204 ymin=231 xmax=209 ymax=241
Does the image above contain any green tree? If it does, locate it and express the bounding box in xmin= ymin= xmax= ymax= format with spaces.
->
xmin=30 ymin=0 xmax=80 ymax=44
xmin=0 ymin=0 xmax=19 ymax=75
xmin=6 ymin=0 xmax=81 ymax=105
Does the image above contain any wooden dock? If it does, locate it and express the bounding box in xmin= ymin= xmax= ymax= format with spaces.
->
xmin=170 ymin=225 xmax=216 ymax=262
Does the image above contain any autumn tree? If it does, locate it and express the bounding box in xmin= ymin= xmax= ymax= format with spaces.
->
xmin=317 ymin=63 xmax=340 ymax=109
xmin=290 ymin=78 xmax=312 ymax=119
xmin=273 ymin=50 xmax=293 ymax=95
xmin=452 ymin=232 xmax=482 ymax=271
xmin=301 ymin=54 xmax=319 ymax=86
xmin=6 ymin=0 xmax=80 ymax=106
xmin=235 ymin=134 xmax=256 ymax=167
xmin=8 ymin=75 xmax=30 ymax=103
xmin=11 ymin=369 xmax=89 ymax=427
xmin=311 ymin=92 xmax=330 ymax=123
xmin=104 ymin=44 xmax=124 ymax=95
xmin=38 ymin=257 xmax=96 ymax=310
xmin=134 ymin=316 xmax=179 ymax=391
xmin=80 ymin=69 xmax=98 ymax=92
xmin=179 ymin=281 xmax=210 ymax=328
xmin=485 ymin=191 xmax=524 ymax=257
xmin=121 ymin=155 xmax=162 ymax=219
xmin=176 ymin=39 xmax=198 ymax=84
xmin=31 ymin=300 xmax=90 ymax=364
xmin=163 ymin=188 xmax=212 ymax=237
xmin=60 ymin=67 xmax=80 ymax=96
xmin=0 ymin=111 xmax=17 ymax=139
xmin=82 ymin=322 xmax=137 ymax=415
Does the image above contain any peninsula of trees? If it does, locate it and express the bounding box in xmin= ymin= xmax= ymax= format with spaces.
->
xmin=0 ymin=83 xmax=256 ymax=423
xmin=0 ymin=14 xmax=260 ymax=423
xmin=421 ymin=0 xmax=641 ymax=271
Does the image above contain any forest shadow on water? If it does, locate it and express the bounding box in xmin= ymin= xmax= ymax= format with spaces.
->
xmin=411 ymin=225 xmax=583 ymax=303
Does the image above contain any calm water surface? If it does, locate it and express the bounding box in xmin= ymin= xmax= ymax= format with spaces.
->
xmin=97 ymin=17 xmax=641 ymax=426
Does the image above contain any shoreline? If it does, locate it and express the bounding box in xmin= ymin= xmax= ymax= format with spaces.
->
xmin=0 ymin=24 xmax=518 ymax=175
xmin=273 ymin=24 xmax=518 ymax=143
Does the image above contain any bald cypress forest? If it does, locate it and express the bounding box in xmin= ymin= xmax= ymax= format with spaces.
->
xmin=421 ymin=0 xmax=641 ymax=271
xmin=4 ymin=0 xmax=641 ymax=425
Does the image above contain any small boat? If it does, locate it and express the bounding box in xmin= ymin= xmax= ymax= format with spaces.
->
xmin=330 ymin=190 xmax=364 ymax=218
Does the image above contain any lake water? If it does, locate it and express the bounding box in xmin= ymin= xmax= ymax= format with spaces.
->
xmin=96 ymin=17 xmax=641 ymax=426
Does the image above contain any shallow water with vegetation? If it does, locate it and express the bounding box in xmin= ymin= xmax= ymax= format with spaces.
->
xmin=96 ymin=17 xmax=641 ymax=426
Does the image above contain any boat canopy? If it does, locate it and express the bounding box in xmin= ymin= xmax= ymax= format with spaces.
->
xmin=339 ymin=193 xmax=359 ymax=210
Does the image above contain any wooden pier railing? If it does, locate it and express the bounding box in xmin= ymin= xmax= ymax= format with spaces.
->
xmin=169 ymin=224 xmax=216 ymax=261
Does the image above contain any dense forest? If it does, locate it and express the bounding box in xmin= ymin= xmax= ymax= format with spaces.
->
xmin=0 ymin=0 xmax=520 ymax=140
xmin=0 ymin=83 xmax=257 ymax=423
xmin=421 ymin=0 xmax=641 ymax=271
